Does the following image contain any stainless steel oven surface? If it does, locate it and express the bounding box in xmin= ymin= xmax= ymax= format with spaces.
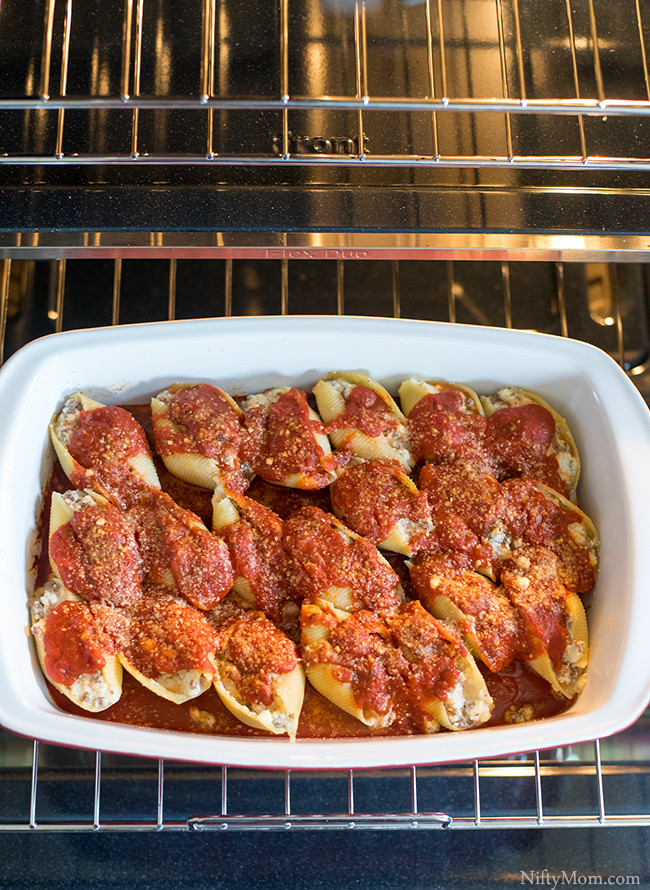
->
xmin=0 ymin=1 xmax=649 ymax=888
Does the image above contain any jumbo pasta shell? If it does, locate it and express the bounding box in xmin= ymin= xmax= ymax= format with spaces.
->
xmin=214 ymin=661 xmax=305 ymax=739
xmin=31 ymin=593 xmax=123 ymax=713
xmin=50 ymin=393 xmax=160 ymax=504
xmin=481 ymin=386 xmax=580 ymax=502
xmin=314 ymin=372 xmax=412 ymax=471
xmin=151 ymin=387 xmax=246 ymax=497
xmin=301 ymin=601 xmax=395 ymax=729
xmin=525 ymin=593 xmax=589 ymax=698
xmin=399 ymin=378 xmax=484 ymax=418
xmin=33 ymin=622 xmax=123 ymax=712
xmin=424 ymin=650 xmax=493 ymax=731
xmin=118 ymin=653 xmax=212 ymax=704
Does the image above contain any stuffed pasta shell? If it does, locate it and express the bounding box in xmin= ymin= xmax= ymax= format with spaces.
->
xmin=115 ymin=595 xmax=218 ymax=704
xmin=409 ymin=551 xmax=527 ymax=673
xmin=417 ymin=463 xmax=506 ymax=579
xmin=313 ymin=371 xmax=413 ymax=471
xmin=301 ymin=600 xmax=396 ymax=729
xmin=48 ymin=489 xmax=143 ymax=607
xmin=240 ymin=386 xmax=337 ymax=490
xmin=128 ymin=489 xmax=233 ymax=610
xmin=399 ymin=378 xmax=490 ymax=472
xmin=500 ymin=546 xmax=589 ymax=698
xmin=212 ymin=492 xmax=292 ymax=628
xmin=330 ymin=458 xmax=433 ymax=556
xmin=283 ymin=505 xmax=404 ymax=614
xmin=151 ymin=383 xmax=249 ymax=500
xmin=386 ymin=601 xmax=493 ymax=732
xmin=212 ymin=611 xmax=305 ymax=739
xmin=481 ymin=386 xmax=580 ymax=501
xmin=499 ymin=479 xmax=599 ymax=594
xmin=30 ymin=579 xmax=122 ymax=712
xmin=49 ymin=393 xmax=160 ymax=509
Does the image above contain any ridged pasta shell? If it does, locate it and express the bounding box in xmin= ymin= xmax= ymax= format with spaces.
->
xmin=49 ymin=393 xmax=160 ymax=501
xmin=481 ymin=386 xmax=580 ymax=502
xmin=399 ymin=378 xmax=484 ymax=418
xmin=526 ymin=593 xmax=589 ymax=698
xmin=301 ymin=602 xmax=395 ymax=729
xmin=118 ymin=653 xmax=213 ymax=704
xmin=304 ymin=662 xmax=394 ymax=729
xmin=312 ymin=379 xmax=346 ymax=423
xmin=211 ymin=494 xmax=240 ymax=532
xmin=425 ymin=593 xmax=484 ymax=663
xmin=213 ymin=662 xmax=305 ymax=740
xmin=160 ymin=452 xmax=222 ymax=492
xmin=32 ymin=622 xmax=123 ymax=712
xmin=534 ymin=482 xmax=600 ymax=564
xmin=30 ymin=592 xmax=123 ymax=713
xmin=320 ymin=371 xmax=407 ymax=423
xmin=152 ymin=390 xmax=244 ymax=496
xmin=429 ymin=650 xmax=493 ymax=731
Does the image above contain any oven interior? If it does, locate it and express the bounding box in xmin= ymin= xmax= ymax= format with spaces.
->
xmin=0 ymin=0 xmax=649 ymax=884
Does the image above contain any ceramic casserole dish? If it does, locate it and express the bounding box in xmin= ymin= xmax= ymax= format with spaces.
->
xmin=0 ymin=315 xmax=648 ymax=769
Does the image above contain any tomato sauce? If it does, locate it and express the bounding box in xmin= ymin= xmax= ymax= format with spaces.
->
xmin=49 ymin=503 xmax=143 ymax=607
xmin=117 ymin=596 xmax=218 ymax=679
xmin=408 ymin=390 xmax=489 ymax=470
xmin=484 ymin=402 xmax=568 ymax=496
xmin=283 ymin=506 xmax=403 ymax=613
xmin=326 ymin=385 xmax=400 ymax=437
xmin=43 ymin=600 xmax=113 ymax=686
xmin=218 ymin=497 xmax=289 ymax=624
xmin=67 ymin=405 xmax=154 ymax=508
xmin=216 ymin=612 xmax=299 ymax=707
xmin=330 ymin=459 xmax=431 ymax=549
xmin=241 ymin=388 xmax=335 ymax=489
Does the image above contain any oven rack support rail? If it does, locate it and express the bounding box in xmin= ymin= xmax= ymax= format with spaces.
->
xmin=1 ymin=0 xmax=650 ymax=170
xmin=3 ymin=739 xmax=649 ymax=833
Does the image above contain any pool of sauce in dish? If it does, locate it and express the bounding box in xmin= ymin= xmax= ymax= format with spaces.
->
xmin=37 ymin=403 xmax=572 ymax=740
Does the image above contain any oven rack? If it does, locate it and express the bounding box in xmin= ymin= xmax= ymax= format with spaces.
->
xmin=0 ymin=735 xmax=646 ymax=833
xmin=0 ymin=255 xmax=648 ymax=834
xmin=1 ymin=0 xmax=650 ymax=170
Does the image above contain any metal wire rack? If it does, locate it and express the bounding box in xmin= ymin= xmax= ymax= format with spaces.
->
xmin=1 ymin=0 xmax=650 ymax=169
xmin=0 ymin=255 xmax=649 ymax=834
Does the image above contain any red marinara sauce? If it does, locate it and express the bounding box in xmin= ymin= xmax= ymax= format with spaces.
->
xmin=67 ymin=405 xmax=155 ymax=508
xmin=128 ymin=490 xmax=233 ymax=610
xmin=500 ymin=547 xmax=569 ymax=669
xmin=330 ymin=459 xmax=431 ymax=548
xmin=241 ymin=388 xmax=335 ymax=489
xmin=326 ymin=385 xmax=400 ymax=437
xmin=388 ymin=601 xmax=463 ymax=708
xmin=498 ymin=479 xmax=596 ymax=593
xmin=49 ymin=503 xmax=143 ymax=607
xmin=408 ymin=390 xmax=489 ymax=470
xmin=216 ymin=612 xmax=299 ymax=707
xmin=283 ymin=506 xmax=403 ymax=613
xmin=484 ymin=402 xmax=568 ymax=496
xmin=43 ymin=601 xmax=113 ymax=686
xmin=161 ymin=384 xmax=242 ymax=459
xmin=408 ymin=551 xmax=529 ymax=673
xmin=119 ymin=596 xmax=218 ymax=679
xmin=218 ymin=497 xmax=288 ymax=624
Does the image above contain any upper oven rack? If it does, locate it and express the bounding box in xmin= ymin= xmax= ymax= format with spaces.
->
xmin=2 ymin=0 xmax=650 ymax=257
xmin=1 ymin=0 xmax=650 ymax=170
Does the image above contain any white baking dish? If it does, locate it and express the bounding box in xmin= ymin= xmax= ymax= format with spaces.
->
xmin=0 ymin=315 xmax=648 ymax=769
